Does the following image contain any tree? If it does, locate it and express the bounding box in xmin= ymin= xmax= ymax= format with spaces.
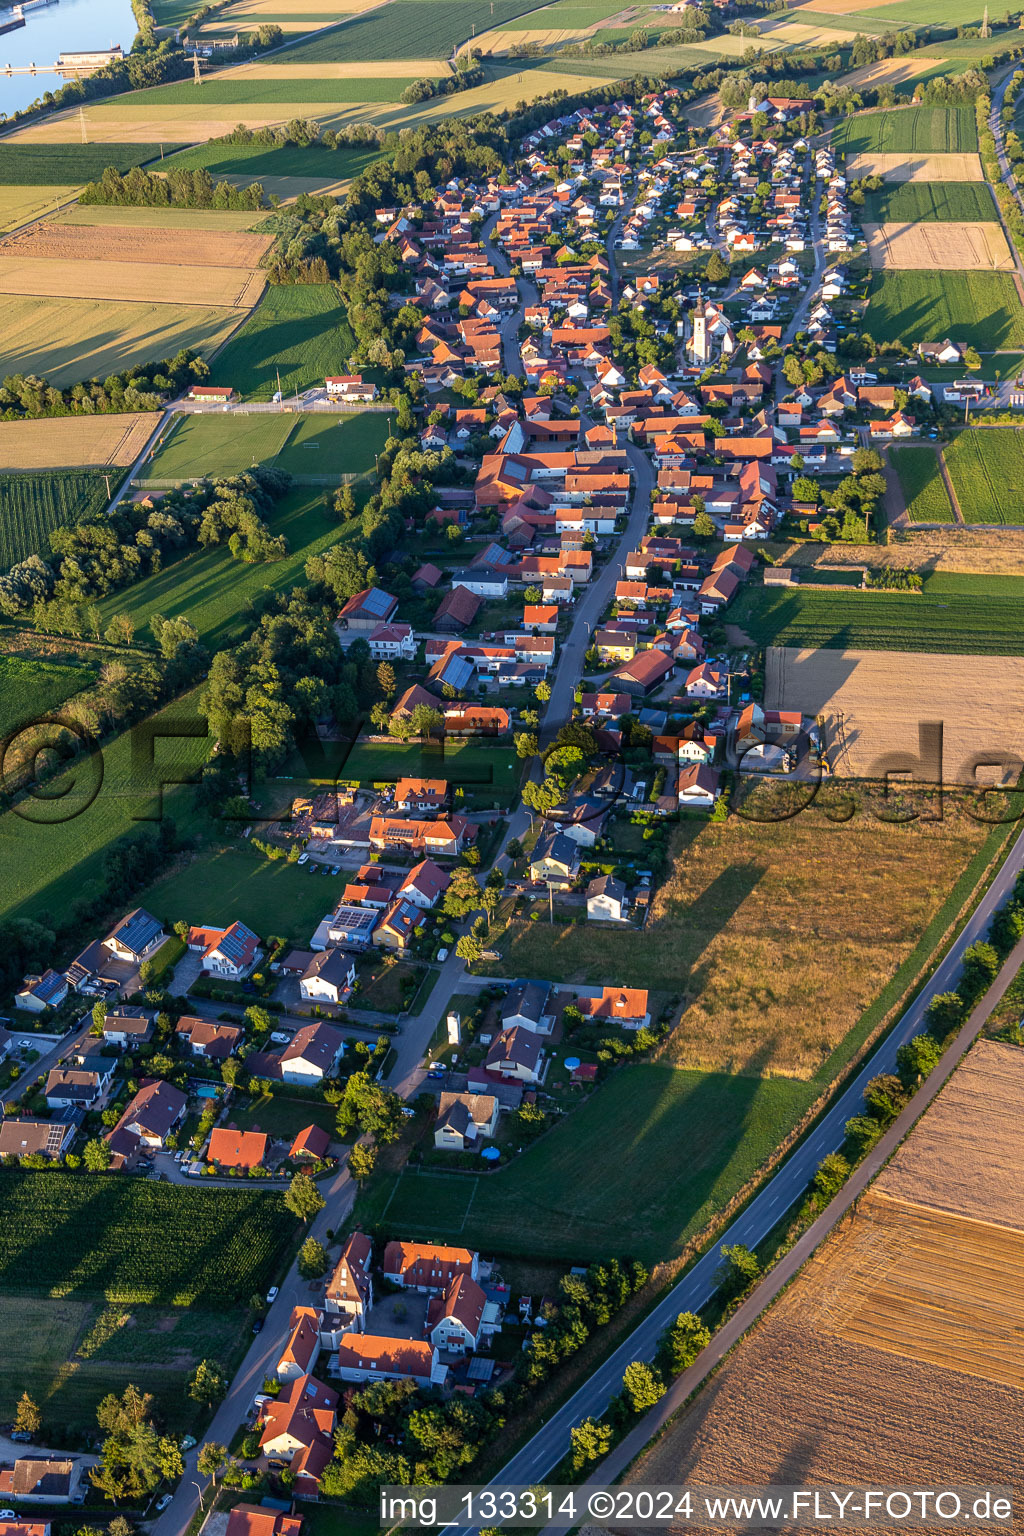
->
xmin=442 ymin=866 xmax=483 ymax=920
xmin=91 ymin=1386 xmax=183 ymax=1504
xmin=348 ymin=1142 xmax=377 ymax=1183
xmin=783 ymin=352 xmax=805 ymax=388
xmin=196 ymin=1441 xmax=228 ymax=1486
xmin=336 ymin=1072 xmax=403 ymax=1144
xmin=715 ymin=1243 xmax=760 ymax=1299
xmin=621 ymin=1360 xmax=664 ymax=1414
xmin=521 ymin=777 xmax=564 ymax=816
xmin=506 ymin=836 xmax=523 ymax=862
xmin=570 ymin=1416 xmax=613 ymax=1472
xmin=661 ymin=1311 xmax=710 ymax=1375
xmin=108 ymin=1517 xmax=134 ymax=1536
xmin=284 ymin=1172 xmax=325 ymax=1222
xmin=515 ymin=731 xmax=539 ymax=759
xmin=84 ymin=1137 xmax=112 ymax=1172
xmin=925 ymin=990 xmax=964 ymax=1042
xmin=377 ymin=661 xmax=396 ymax=697
xmin=188 ymin=1360 xmax=226 ymax=1408
xmin=455 ymin=933 xmax=482 ymax=963
xmin=14 ymin=1391 xmax=40 ymax=1436
xmin=705 ymin=249 xmax=728 ymax=284
xmin=692 ymin=509 xmax=715 ymax=539
xmin=792 ymin=475 xmax=821 ymax=504
xmin=896 ymin=1032 xmax=942 ymax=1088
xmin=813 ymin=1151 xmax=850 ymax=1201
xmin=851 ymin=447 xmax=883 ymax=474
xmin=961 ymin=939 xmax=999 ymax=999
xmin=862 ymin=1072 xmax=906 ymax=1125
xmin=535 ymin=680 xmax=551 ymax=704
xmin=299 ymin=1237 xmax=329 ymax=1278
xmin=964 ymin=344 xmax=982 ymax=370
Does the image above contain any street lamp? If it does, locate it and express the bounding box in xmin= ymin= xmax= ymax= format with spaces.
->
xmin=192 ymin=1480 xmax=206 ymax=1513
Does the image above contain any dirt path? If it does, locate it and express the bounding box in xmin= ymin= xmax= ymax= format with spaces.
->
xmin=881 ymin=443 xmax=910 ymax=529
xmin=936 ymin=442 xmax=966 ymax=526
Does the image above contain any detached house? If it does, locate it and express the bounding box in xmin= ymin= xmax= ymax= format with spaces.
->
xmin=102 ymin=908 xmax=166 ymax=967
xmin=529 ymin=827 xmax=581 ymax=889
xmin=383 ymin=1241 xmax=479 ymax=1291
xmin=434 ymin=1092 xmax=499 ymax=1150
xmin=258 ymin=1375 xmax=338 ymax=1493
xmin=279 ymin=1023 xmax=345 ymax=1085
xmin=575 ymin=987 xmax=650 ymax=1030
xmin=335 ymin=1336 xmax=444 ymax=1389
xmin=187 ymin=921 xmax=261 ymax=980
xmin=102 ymin=1006 xmax=155 ymax=1048
xmin=106 ymin=1079 xmax=186 ymax=1168
xmin=427 ymin=1273 xmax=489 ymax=1354
xmin=326 ymin=1232 xmax=373 ymax=1332
xmin=485 ymin=1025 xmax=543 ymax=1083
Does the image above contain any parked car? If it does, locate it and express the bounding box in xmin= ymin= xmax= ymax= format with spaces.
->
xmin=297 ymin=852 xmax=309 ymax=865
xmin=252 ymin=1318 xmax=264 ymax=1334
xmin=156 ymin=1494 xmax=173 ymax=1512
xmin=266 ymin=1286 xmax=279 ymax=1304
xmin=270 ymin=1031 xmax=289 ymax=1044
xmin=0 ymin=1510 xmax=17 ymax=1519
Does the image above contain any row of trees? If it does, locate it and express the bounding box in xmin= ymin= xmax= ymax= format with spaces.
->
xmin=0 ymin=347 xmax=209 ymax=422
xmin=80 ymin=165 xmax=266 ymax=212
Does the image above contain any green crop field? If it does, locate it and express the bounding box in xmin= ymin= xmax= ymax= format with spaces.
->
xmin=0 ymin=654 xmax=97 ymax=740
xmin=281 ymin=0 xmax=563 ymax=60
xmin=209 ymin=284 xmax=356 ymax=400
xmin=339 ymin=737 xmax=520 ymax=793
xmin=890 ymin=444 xmax=955 ymax=523
xmin=861 ymin=181 xmax=996 ymax=223
xmin=97 ymin=486 xmax=346 ymax=647
xmin=275 ymin=412 xmax=391 ymax=479
xmin=358 ymin=1064 xmax=817 ymax=1264
xmin=0 ymin=1169 xmax=295 ymax=1305
xmin=143 ymin=844 xmax=345 ymax=940
xmin=863 ymin=271 xmax=1024 ymax=348
xmin=0 ymin=144 xmax=181 ymax=185
xmin=534 ymin=42 xmax=730 ymax=73
xmin=0 ymin=690 xmax=210 ymax=928
xmin=127 ymin=76 xmax=422 ymax=104
xmin=503 ymin=0 xmax=635 ymax=23
xmin=943 ymin=429 xmax=1024 ymax=523
xmin=730 ymin=571 xmax=1024 ymax=654
xmin=832 ymin=104 xmax=977 ymax=154
xmin=0 ymin=470 xmax=111 ymax=570
xmin=162 ymin=140 xmax=383 ymax=181
xmin=146 ymin=412 xmax=295 ymax=481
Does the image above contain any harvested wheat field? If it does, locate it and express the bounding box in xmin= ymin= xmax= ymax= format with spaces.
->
xmin=476 ymin=23 xmax=595 ymax=46
xmin=846 ymin=150 xmax=984 ymax=181
xmin=0 ymin=415 xmax=154 ymax=471
xmin=755 ymin=15 xmax=856 ymax=42
xmin=4 ymin=295 xmax=248 ymax=386
xmin=864 ymin=220 xmax=1012 ymax=270
xmin=57 ymin=205 xmax=271 ymax=232
xmin=777 ymin=529 xmax=1024 ymax=575
xmin=610 ymin=1042 xmax=1024 ymax=1533
xmin=843 ymin=55 xmax=947 ymax=88
xmin=0 ymin=256 xmax=265 ymax=308
xmin=766 ymin=646 xmax=1024 ymax=782
xmin=0 ymin=184 xmax=77 ymax=233
xmin=0 ymin=222 xmax=274 ymax=268
xmin=217 ymin=58 xmax=451 ymax=75
xmin=2 ymin=107 xmax=308 ymax=143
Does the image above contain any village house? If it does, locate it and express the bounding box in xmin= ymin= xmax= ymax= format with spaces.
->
xmin=573 ymin=987 xmax=650 ymax=1030
xmin=15 ymin=969 xmax=68 ymax=1013
xmin=434 ymin=1092 xmax=499 ymax=1150
xmin=226 ymin=1507 xmax=303 ymax=1536
xmin=279 ymin=1022 xmax=346 ymax=1085
xmin=276 ymin=1307 xmax=323 ymax=1383
xmin=398 ymin=858 xmax=450 ymax=909
xmin=335 ymin=1336 xmax=445 ymax=1389
xmin=529 ymin=827 xmax=581 ymax=888
xmin=105 ymin=1079 xmax=187 ymax=1168
xmin=586 ymin=873 xmax=628 ymax=922
xmin=486 ymin=1026 xmax=543 ymax=1083
xmin=325 ymin=1233 xmax=373 ymax=1332
xmin=382 ymin=1241 xmax=479 ymax=1291
xmin=207 ymin=1127 xmax=268 ymax=1171
xmin=258 ymin=1374 xmax=338 ymax=1492
xmin=299 ymin=949 xmax=356 ymax=1005
xmin=501 ymin=979 xmax=554 ymax=1034
xmin=187 ymin=921 xmax=262 ymax=980
xmin=339 ymin=587 xmax=399 ymax=631
xmin=427 ymin=1273 xmax=491 ymax=1354
xmin=0 ymin=1458 xmax=82 ymax=1504
xmin=174 ymin=1016 xmax=243 ymax=1061
xmin=102 ymin=908 xmax=166 ymax=967
xmin=0 ymin=1118 xmax=78 ymax=1161
xmin=102 ymin=1006 xmax=155 ymax=1048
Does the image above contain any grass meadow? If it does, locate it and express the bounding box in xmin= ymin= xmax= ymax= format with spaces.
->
xmin=97 ymin=486 xmax=345 ymax=646
xmin=142 ymin=844 xmax=343 ymax=940
xmin=359 ymin=1064 xmax=819 ymax=1264
xmin=128 ymin=76 xmax=422 ymax=104
xmin=0 ymin=470 xmax=111 ymax=567
xmin=274 ymin=411 xmax=391 ymax=479
xmin=162 ymin=139 xmax=383 ymax=181
xmin=730 ymin=571 xmax=1024 ymax=653
xmin=863 ymin=271 xmax=1024 ymax=348
xmin=943 ymin=429 xmax=1024 ymax=524
xmin=890 ymin=443 xmax=955 ymax=523
xmin=861 ymin=181 xmax=996 ymax=223
xmin=0 ymin=144 xmax=178 ymax=183
xmin=209 ymin=284 xmax=356 ymax=399
xmin=0 ymin=690 xmax=210 ymax=928
xmin=145 ymin=410 xmax=387 ymax=483
xmin=832 ymin=104 xmax=977 ymax=154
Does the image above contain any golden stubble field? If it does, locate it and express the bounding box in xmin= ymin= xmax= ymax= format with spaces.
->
xmin=0 ymin=222 xmax=274 ymax=268
xmin=0 ymin=415 xmax=154 ymax=470
xmin=864 ymin=220 xmax=1013 ymax=271
xmin=0 ymin=255 xmax=265 ymax=308
xmin=765 ymin=646 xmax=1024 ymax=784
xmin=846 ymin=150 xmax=984 ymax=181
xmin=613 ymin=1042 xmax=1024 ymax=1530
xmin=842 ymin=55 xmax=946 ymax=88
xmin=775 ymin=529 xmax=1024 ymax=575
xmin=495 ymin=786 xmax=988 ymax=1079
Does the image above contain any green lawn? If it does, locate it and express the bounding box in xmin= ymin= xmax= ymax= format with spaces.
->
xmin=729 ymin=571 xmax=1024 ymax=654
xmin=0 ymin=690 xmax=210 ymax=928
xmin=890 ymin=443 xmax=955 ymax=523
xmin=97 ymin=487 xmax=345 ymax=647
xmin=142 ymin=844 xmax=341 ymax=941
xmin=162 ymin=140 xmax=383 ymax=181
xmin=230 ymin=1092 xmax=338 ymax=1140
xmin=0 ymin=654 xmax=97 ymax=738
xmin=864 ymin=271 xmax=1024 ymax=348
xmin=832 ymin=104 xmax=977 ymax=154
xmin=861 ymin=181 xmax=996 ymax=224
xmin=358 ymin=1064 xmax=817 ymax=1264
xmin=209 ymin=285 xmax=356 ymax=400
xmin=0 ymin=144 xmax=180 ymax=185
xmin=146 ymin=412 xmax=295 ymax=481
xmin=274 ymin=412 xmax=391 ymax=480
xmin=340 ymin=738 xmax=520 ymax=794
xmin=943 ymin=428 xmax=1024 ymax=524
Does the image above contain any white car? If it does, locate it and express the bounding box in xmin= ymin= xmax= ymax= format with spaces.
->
xmin=297 ymin=852 xmax=309 ymax=865
xmin=266 ymin=1286 xmax=279 ymax=1304
xmin=436 ymin=947 xmax=449 ymax=961
xmin=0 ymin=1512 xmax=16 ymax=1521
xmin=270 ymin=1031 xmax=289 ymax=1044
xmin=156 ymin=1494 xmax=173 ymax=1512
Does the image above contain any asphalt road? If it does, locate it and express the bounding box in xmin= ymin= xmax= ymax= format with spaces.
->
xmin=0 ymin=1017 xmax=91 ymax=1108
xmin=442 ymin=813 xmax=1024 ymax=1532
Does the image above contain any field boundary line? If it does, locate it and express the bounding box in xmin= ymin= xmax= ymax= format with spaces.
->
xmin=935 ymin=444 xmax=965 ymax=525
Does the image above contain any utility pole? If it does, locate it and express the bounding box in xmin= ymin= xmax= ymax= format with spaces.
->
xmin=79 ymin=106 xmax=86 ymax=143
xmin=276 ymin=366 xmax=283 ymax=408
xmin=193 ymin=47 xmax=201 ymax=83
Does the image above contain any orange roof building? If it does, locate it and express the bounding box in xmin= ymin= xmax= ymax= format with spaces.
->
xmin=207 ymin=1127 xmax=268 ymax=1170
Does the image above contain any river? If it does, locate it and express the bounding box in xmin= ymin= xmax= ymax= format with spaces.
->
xmin=0 ymin=0 xmax=138 ymax=120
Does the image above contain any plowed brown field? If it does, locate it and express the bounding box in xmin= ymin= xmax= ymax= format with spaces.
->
xmin=0 ymin=223 xmax=274 ymax=267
